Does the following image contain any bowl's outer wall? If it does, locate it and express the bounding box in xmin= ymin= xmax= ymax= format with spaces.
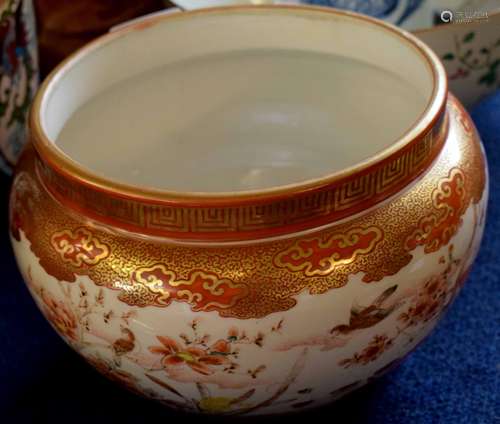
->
xmin=9 ymin=96 xmax=488 ymax=415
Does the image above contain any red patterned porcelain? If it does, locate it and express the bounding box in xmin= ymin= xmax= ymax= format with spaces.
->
xmin=10 ymin=6 xmax=487 ymax=415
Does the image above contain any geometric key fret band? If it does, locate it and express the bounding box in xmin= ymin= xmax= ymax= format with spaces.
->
xmin=36 ymin=112 xmax=447 ymax=241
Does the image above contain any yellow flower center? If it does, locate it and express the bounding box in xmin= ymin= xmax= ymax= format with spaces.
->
xmin=198 ymin=397 xmax=234 ymax=413
xmin=176 ymin=351 xmax=196 ymax=363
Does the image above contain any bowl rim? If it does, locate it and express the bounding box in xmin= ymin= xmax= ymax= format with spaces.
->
xmin=29 ymin=4 xmax=448 ymax=207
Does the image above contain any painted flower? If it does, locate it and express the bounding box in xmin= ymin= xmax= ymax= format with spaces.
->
xmin=149 ymin=336 xmax=231 ymax=375
xmin=227 ymin=326 xmax=249 ymax=343
xmin=399 ymin=275 xmax=448 ymax=326
xmin=228 ymin=327 xmax=239 ymax=341
xmin=112 ymin=328 xmax=136 ymax=356
xmin=41 ymin=291 xmax=79 ymax=341
xmin=339 ymin=334 xmax=393 ymax=368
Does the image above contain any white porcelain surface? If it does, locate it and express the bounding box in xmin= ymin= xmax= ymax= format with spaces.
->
xmin=46 ymin=9 xmax=434 ymax=193
xmin=56 ymin=51 xmax=426 ymax=192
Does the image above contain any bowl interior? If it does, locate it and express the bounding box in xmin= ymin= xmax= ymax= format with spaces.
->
xmin=42 ymin=7 xmax=435 ymax=193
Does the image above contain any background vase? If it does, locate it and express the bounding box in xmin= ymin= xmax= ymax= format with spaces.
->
xmin=0 ymin=0 xmax=38 ymax=174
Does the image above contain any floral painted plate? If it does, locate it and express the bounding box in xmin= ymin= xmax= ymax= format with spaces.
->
xmin=415 ymin=9 xmax=500 ymax=107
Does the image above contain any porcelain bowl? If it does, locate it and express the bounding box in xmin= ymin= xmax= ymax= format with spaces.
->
xmin=9 ymin=6 xmax=488 ymax=415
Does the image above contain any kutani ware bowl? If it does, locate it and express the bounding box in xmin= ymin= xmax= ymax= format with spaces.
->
xmin=10 ymin=6 xmax=488 ymax=415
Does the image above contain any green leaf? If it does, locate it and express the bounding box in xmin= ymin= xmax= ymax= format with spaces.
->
xmin=478 ymin=72 xmax=496 ymax=86
xmin=463 ymin=32 xmax=475 ymax=43
xmin=442 ymin=52 xmax=455 ymax=60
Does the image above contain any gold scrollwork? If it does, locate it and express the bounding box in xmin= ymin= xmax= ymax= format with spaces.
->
xmin=274 ymin=226 xmax=383 ymax=276
xmin=51 ymin=227 xmax=110 ymax=268
xmin=131 ymin=265 xmax=248 ymax=312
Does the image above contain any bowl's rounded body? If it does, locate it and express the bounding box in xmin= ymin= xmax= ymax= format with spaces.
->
xmin=10 ymin=91 xmax=487 ymax=414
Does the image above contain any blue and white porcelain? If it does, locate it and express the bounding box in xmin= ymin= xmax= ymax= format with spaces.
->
xmin=302 ymin=0 xmax=424 ymax=26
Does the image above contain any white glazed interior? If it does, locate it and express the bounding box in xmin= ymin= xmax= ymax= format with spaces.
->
xmin=42 ymin=8 xmax=435 ymax=192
